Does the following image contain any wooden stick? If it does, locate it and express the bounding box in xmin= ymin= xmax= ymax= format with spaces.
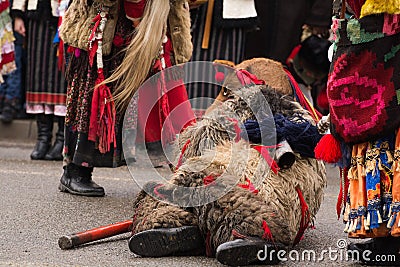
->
xmin=58 ymin=220 xmax=133 ymax=249
xmin=201 ymin=0 xmax=215 ymax=49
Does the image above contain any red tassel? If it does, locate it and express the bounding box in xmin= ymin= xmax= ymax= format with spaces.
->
xmin=88 ymin=69 xmax=116 ymax=153
xmin=293 ymin=186 xmax=310 ymax=246
xmin=262 ymin=220 xmax=274 ymax=242
xmin=336 ymin=167 xmax=349 ymax=219
xmin=88 ymin=41 xmax=98 ymax=67
xmin=314 ymin=133 xmax=342 ymax=163
xmin=176 ymin=139 xmax=191 ymax=169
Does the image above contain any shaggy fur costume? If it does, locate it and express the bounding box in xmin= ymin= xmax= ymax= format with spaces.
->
xmin=130 ymin=80 xmax=327 ymax=251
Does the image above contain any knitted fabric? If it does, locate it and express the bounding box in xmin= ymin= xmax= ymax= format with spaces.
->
xmin=328 ymin=14 xmax=400 ymax=143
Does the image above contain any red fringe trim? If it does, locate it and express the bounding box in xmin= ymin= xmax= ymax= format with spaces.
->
xmin=262 ymin=220 xmax=275 ymax=242
xmin=293 ymin=186 xmax=311 ymax=246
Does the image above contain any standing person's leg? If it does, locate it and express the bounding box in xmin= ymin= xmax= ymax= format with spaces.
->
xmin=245 ymin=0 xmax=308 ymax=63
xmin=30 ymin=113 xmax=53 ymax=160
xmin=0 ymin=43 xmax=23 ymax=123
xmin=44 ymin=115 xmax=64 ymax=160
xmin=59 ymin=163 xmax=104 ymax=197
xmin=0 ymin=77 xmax=6 ymax=114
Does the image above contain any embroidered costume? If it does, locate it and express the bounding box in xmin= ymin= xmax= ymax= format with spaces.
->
xmin=58 ymin=0 xmax=196 ymax=196
xmin=316 ymin=1 xmax=400 ymax=265
xmin=11 ymin=0 xmax=67 ymax=161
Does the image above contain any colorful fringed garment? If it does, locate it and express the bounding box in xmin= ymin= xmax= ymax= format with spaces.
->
xmin=0 ymin=0 xmax=15 ymax=83
xmin=332 ymin=1 xmax=400 ymax=238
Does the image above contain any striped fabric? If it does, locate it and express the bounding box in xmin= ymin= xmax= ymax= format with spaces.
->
xmin=25 ymin=18 xmax=66 ymax=107
xmin=187 ymin=4 xmax=246 ymax=110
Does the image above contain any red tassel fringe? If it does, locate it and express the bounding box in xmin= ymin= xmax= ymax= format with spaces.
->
xmin=262 ymin=220 xmax=274 ymax=242
xmin=314 ymin=133 xmax=342 ymax=163
xmin=293 ymin=186 xmax=311 ymax=246
xmin=88 ymin=69 xmax=116 ymax=153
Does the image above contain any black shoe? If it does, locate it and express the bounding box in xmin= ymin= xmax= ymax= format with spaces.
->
xmin=45 ymin=116 xmax=64 ymax=161
xmin=44 ymin=138 xmax=63 ymax=161
xmin=0 ymin=104 xmax=15 ymax=123
xmin=347 ymin=237 xmax=400 ymax=266
xmin=216 ymin=238 xmax=284 ymax=266
xmin=128 ymin=226 xmax=204 ymax=257
xmin=58 ymin=164 xmax=105 ymax=197
xmin=31 ymin=114 xmax=53 ymax=160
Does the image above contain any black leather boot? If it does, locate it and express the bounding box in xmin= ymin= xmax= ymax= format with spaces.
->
xmin=0 ymin=98 xmax=18 ymax=124
xmin=128 ymin=226 xmax=205 ymax=257
xmin=44 ymin=116 xmax=65 ymax=161
xmin=58 ymin=163 xmax=105 ymax=197
xmin=216 ymin=237 xmax=284 ymax=266
xmin=30 ymin=114 xmax=53 ymax=160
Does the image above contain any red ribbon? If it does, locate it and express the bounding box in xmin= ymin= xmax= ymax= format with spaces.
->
xmin=252 ymin=145 xmax=280 ymax=174
xmin=237 ymin=177 xmax=259 ymax=194
xmin=176 ymin=139 xmax=191 ymax=169
xmin=236 ymin=69 xmax=265 ymax=86
xmin=293 ymin=186 xmax=311 ymax=246
xmin=262 ymin=220 xmax=274 ymax=242
xmin=284 ymin=68 xmax=322 ymax=123
xmin=88 ymin=13 xmax=102 ymax=67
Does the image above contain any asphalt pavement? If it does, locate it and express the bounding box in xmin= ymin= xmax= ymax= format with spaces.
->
xmin=0 ymin=139 xmax=374 ymax=267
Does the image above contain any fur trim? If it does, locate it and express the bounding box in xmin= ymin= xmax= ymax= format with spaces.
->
xmin=59 ymin=0 xmax=119 ymax=56
xmin=168 ymin=0 xmax=193 ymax=63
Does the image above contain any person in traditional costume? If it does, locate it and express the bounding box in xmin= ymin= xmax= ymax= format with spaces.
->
xmin=0 ymin=0 xmax=17 ymax=123
xmin=127 ymin=58 xmax=327 ymax=266
xmin=57 ymin=0 xmax=198 ymax=197
xmin=11 ymin=0 xmax=67 ymax=161
xmin=314 ymin=0 xmax=400 ymax=265
xmin=245 ymin=0 xmax=332 ymax=64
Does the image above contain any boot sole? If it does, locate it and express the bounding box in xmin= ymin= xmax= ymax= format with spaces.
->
xmin=58 ymin=183 xmax=105 ymax=197
xmin=128 ymin=226 xmax=204 ymax=257
xmin=216 ymin=240 xmax=282 ymax=266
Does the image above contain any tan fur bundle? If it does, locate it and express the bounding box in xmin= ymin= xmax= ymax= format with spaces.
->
xmin=222 ymin=58 xmax=294 ymax=97
xmin=59 ymin=0 xmax=119 ymax=55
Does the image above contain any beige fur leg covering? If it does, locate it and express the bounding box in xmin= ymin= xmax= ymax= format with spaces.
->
xmin=131 ymin=190 xmax=198 ymax=234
